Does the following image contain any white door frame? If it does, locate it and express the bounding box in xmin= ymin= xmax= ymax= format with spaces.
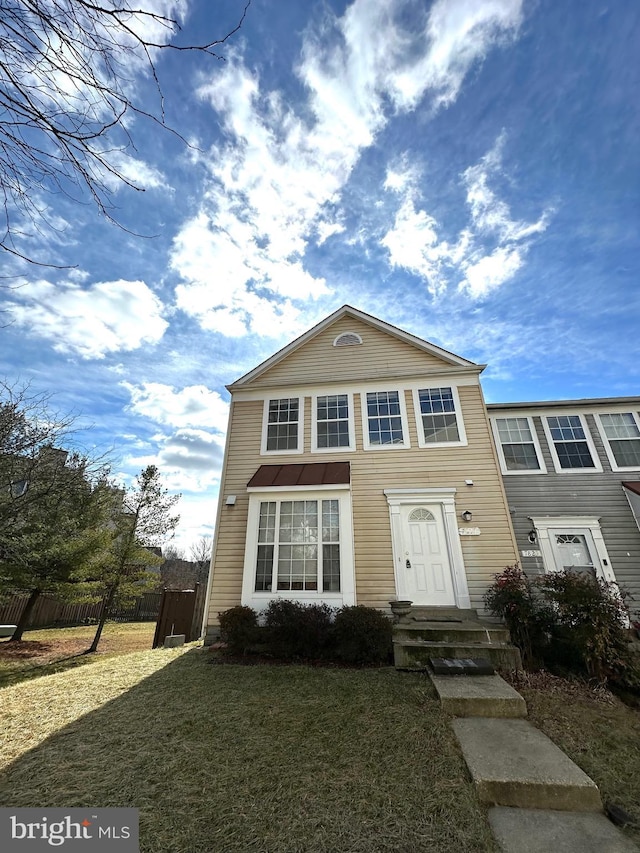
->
xmin=529 ymin=515 xmax=617 ymax=584
xmin=385 ymin=489 xmax=471 ymax=608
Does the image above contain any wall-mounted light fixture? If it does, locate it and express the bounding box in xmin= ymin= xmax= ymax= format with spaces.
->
xmin=528 ymin=529 xmax=537 ymax=544
xmin=225 ymin=495 xmax=237 ymax=506
xmin=461 ymin=510 xmax=473 ymax=523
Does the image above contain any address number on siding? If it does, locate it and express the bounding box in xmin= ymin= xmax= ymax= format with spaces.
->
xmin=521 ymin=549 xmax=541 ymax=557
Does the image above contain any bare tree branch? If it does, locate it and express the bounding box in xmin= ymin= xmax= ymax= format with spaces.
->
xmin=0 ymin=0 xmax=250 ymax=265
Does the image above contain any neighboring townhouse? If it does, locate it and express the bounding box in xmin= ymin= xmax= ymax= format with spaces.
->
xmin=488 ymin=398 xmax=640 ymax=620
xmin=203 ymin=305 xmax=518 ymax=643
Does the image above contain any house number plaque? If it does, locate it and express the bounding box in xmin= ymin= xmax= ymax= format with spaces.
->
xmin=458 ymin=527 xmax=481 ymax=536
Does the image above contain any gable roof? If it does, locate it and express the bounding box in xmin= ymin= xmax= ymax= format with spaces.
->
xmin=229 ymin=305 xmax=481 ymax=389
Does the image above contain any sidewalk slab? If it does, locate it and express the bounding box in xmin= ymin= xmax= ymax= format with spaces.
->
xmin=453 ymin=717 xmax=602 ymax=811
xmin=430 ymin=673 xmax=527 ymax=718
xmin=489 ymin=807 xmax=639 ymax=852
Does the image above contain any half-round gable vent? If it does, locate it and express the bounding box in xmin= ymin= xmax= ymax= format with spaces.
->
xmin=333 ymin=332 xmax=363 ymax=347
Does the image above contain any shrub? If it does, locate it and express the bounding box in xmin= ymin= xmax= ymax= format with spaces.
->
xmin=218 ymin=606 xmax=259 ymax=655
xmin=264 ymin=599 xmax=334 ymax=660
xmin=332 ymin=605 xmax=393 ymax=665
xmin=485 ymin=566 xmax=640 ymax=689
xmin=538 ymin=572 xmax=637 ymax=686
xmin=484 ymin=565 xmax=551 ymax=667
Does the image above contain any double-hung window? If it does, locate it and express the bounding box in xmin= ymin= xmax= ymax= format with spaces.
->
xmin=414 ymin=386 xmax=466 ymax=447
xmin=362 ymin=390 xmax=409 ymax=449
xmin=254 ymin=499 xmax=341 ymax=592
xmin=313 ymin=394 xmax=354 ymax=451
xmin=544 ymin=414 xmax=601 ymax=472
xmin=262 ymin=397 xmax=302 ymax=453
xmin=493 ymin=416 xmax=545 ymax=473
xmin=596 ymin=412 xmax=640 ymax=470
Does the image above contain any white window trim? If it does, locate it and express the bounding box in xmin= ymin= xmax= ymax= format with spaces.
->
xmin=594 ymin=411 xmax=640 ymax=472
xmin=529 ymin=515 xmax=617 ymax=585
xmin=490 ymin=415 xmax=547 ymax=475
xmin=384 ymin=488 xmax=471 ymax=609
xmin=260 ymin=396 xmax=305 ymax=456
xmin=311 ymin=392 xmax=356 ymax=453
xmin=360 ymin=389 xmax=411 ymax=451
xmin=541 ymin=413 xmax=603 ymax=473
xmin=241 ymin=488 xmax=355 ymax=612
xmin=411 ymin=384 xmax=468 ymax=449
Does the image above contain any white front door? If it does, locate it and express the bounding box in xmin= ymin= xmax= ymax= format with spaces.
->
xmin=547 ymin=529 xmax=600 ymax=578
xmin=399 ymin=505 xmax=456 ymax=605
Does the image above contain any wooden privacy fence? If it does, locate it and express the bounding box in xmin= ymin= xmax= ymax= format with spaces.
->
xmin=0 ymin=591 xmax=162 ymax=630
xmin=153 ymin=584 xmax=207 ymax=647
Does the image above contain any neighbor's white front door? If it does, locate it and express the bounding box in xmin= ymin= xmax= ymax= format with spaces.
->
xmin=399 ymin=505 xmax=456 ymax=605
xmin=547 ymin=529 xmax=600 ymax=578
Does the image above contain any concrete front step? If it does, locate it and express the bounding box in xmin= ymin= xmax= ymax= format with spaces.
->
xmin=393 ymin=639 xmax=522 ymax=671
xmin=453 ymin=718 xmax=602 ymax=812
xmin=400 ymin=606 xmax=479 ymax=622
xmin=489 ymin=807 xmax=639 ymax=852
xmin=394 ymin=621 xmax=510 ymax=644
xmin=429 ymin=673 xmax=527 ymax=718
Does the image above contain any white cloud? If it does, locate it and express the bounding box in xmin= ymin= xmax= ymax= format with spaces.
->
xmin=171 ymin=0 xmax=525 ymax=334
xmin=461 ymin=245 xmax=523 ymax=298
xmin=6 ymin=279 xmax=167 ymax=358
xmin=126 ymin=428 xmax=225 ymax=493
xmin=122 ymin=382 xmax=230 ymax=432
xmin=382 ymin=134 xmax=551 ymax=298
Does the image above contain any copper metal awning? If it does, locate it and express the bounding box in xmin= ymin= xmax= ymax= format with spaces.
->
xmin=247 ymin=461 xmax=350 ymax=488
xmin=622 ymin=481 xmax=640 ymax=496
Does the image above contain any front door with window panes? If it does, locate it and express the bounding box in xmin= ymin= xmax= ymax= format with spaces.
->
xmin=548 ymin=529 xmax=600 ymax=578
xmin=399 ymin=505 xmax=455 ymax=605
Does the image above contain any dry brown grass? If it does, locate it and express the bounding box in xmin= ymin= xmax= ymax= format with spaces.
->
xmin=0 ymin=622 xmax=156 ymax=687
xmin=0 ymin=649 xmax=497 ymax=853
xmin=505 ymin=669 xmax=640 ymax=845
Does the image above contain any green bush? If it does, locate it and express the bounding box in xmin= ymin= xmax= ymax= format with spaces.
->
xmin=264 ymin=599 xmax=334 ymax=659
xmin=218 ymin=606 xmax=259 ymax=655
xmin=332 ymin=605 xmax=393 ymax=665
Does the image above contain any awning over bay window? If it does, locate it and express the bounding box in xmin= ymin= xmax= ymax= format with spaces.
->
xmin=247 ymin=461 xmax=350 ymax=489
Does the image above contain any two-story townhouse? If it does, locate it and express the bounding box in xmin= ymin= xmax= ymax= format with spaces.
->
xmin=488 ymin=398 xmax=640 ymax=620
xmin=203 ymin=305 xmax=518 ymax=643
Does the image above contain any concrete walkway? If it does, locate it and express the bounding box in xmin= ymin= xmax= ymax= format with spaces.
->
xmin=428 ymin=670 xmax=639 ymax=852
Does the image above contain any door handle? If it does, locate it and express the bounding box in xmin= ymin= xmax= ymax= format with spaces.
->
xmin=406 ymin=559 xmax=411 ymax=569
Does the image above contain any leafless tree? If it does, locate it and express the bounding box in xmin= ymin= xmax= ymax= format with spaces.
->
xmin=0 ymin=0 xmax=250 ymax=264
xmin=190 ymin=535 xmax=211 ymax=583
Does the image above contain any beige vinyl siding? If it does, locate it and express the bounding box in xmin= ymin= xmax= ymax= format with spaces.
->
xmin=207 ymin=381 xmax=518 ymax=627
xmin=243 ymin=315 xmax=457 ymax=388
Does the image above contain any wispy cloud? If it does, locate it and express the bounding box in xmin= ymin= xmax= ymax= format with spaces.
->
xmin=6 ymin=279 xmax=167 ymax=358
xmin=122 ymin=382 xmax=229 ymax=432
xmin=171 ymin=0 xmax=525 ymax=336
xmin=381 ymin=134 xmax=551 ymax=297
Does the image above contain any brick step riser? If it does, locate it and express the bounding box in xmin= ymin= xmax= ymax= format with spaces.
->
xmin=400 ymin=607 xmax=479 ymax=621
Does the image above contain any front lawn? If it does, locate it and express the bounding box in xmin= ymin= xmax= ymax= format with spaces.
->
xmin=0 ymin=622 xmax=156 ymax=687
xmin=0 ymin=647 xmax=496 ymax=853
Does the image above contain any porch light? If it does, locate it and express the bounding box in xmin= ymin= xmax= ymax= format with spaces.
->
xmin=461 ymin=510 xmax=473 ymax=523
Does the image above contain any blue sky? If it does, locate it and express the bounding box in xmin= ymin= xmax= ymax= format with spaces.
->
xmin=2 ymin=0 xmax=639 ymax=549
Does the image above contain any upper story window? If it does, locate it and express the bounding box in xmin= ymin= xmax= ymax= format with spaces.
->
xmin=413 ymin=386 xmax=466 ymax=447
xmin=492 ymin=416 xmax=545 ymax=474
xmin=262 ymin=397 xmax=303 ymax=454
xmin=596 ymin=412 xmax=640 ymax=470
xmin=362 ymin=390 xmax=409 ymax=449
xmin=544 ymin=414 xmax=602 ymax=472
xmin=313 ymin=394 xmax=355 ymax=452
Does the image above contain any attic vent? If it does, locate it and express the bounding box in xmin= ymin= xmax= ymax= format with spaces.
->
xmin=333 ymin=332 xmax=363 ymax=347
